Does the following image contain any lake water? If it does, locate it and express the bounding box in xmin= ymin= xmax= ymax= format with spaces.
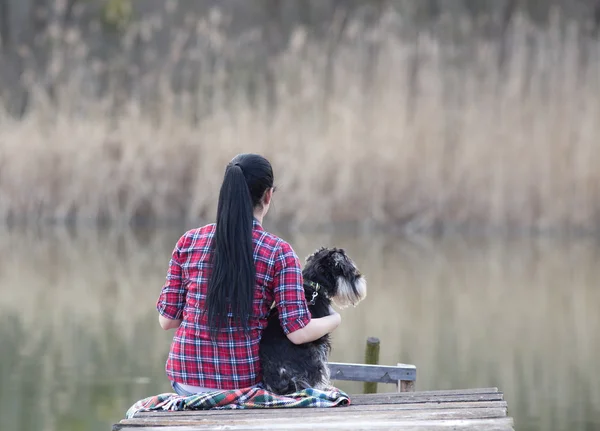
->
xmin=1 ymin=224 xmax=598 ymax=431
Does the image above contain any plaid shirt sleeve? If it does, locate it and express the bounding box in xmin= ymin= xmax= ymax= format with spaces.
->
xmin=156 ymin=234 xmax=187 ymax=320
xmin=273 ymin=241 xmax=311 ymax=334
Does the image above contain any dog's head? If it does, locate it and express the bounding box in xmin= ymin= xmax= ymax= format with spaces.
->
xmin=303 ymin=247 xmax=367 ymax=308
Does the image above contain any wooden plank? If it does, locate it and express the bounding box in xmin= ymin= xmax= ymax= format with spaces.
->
xmin=398 ymin=362 xmax=416 ymax=392
xmin=113 ymin=387 xmax=511 ymax=430
xmin=114 ymin=417 xmax=514 ymax=430
xmin=120 ymin=407 xmax=507 ymax=426
xmin=363 ymin=338 xmax=381 ymax=394
xmin=133 ymin=401 xmax=508 ymax=418
xmin=361 ymin=387 xmax=499 ymax=396
xmin=351 ymin=392 xmax=503 ymax=406
xmin=327 ymin=362 xmax=416 ymax=384
xmin=125 ymin=406 xmax=507 ymax=423
xmin=400 ymin=380 xmax=415 ymax=392
xmin=126 ymin=392 xmax=505 ymax=421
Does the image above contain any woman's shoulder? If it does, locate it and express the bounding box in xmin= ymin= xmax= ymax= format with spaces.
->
xmin=182 ymin=223 xmax=215 ymax=237
xmin=175 ymin=223 xmax=216 ymax=248
xmin=256 ymin=228 xmax=298 ymax=259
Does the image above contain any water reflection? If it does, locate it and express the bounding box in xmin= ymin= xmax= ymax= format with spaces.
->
xmin=0 ymin=225 xmax=599 ymax=431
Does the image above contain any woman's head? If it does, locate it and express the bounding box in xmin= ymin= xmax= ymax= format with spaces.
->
xmin=228 ymin=153 xmax=274 ymax=216
xmin=206 ymin=154 xmax=275 ymax=336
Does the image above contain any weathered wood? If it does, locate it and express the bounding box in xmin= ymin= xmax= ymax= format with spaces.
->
xmin=398 ymin=362 xmax=416 ymax=392
xmin=327 ymin=362 xmax=416 ymax=384
xmin=401 ymin=380 xmax=416 ymax=392
xmin=351 ymin=392 xmax=504 ymax=406
xmin=360 ymin=387 xmax=499 ymax=396
xmin=121 ymin=407 xmax=507 ymax=425
xmin=113 ymin=386 xmax=513 ymax=430
xmin=114 ymin=417 xmax=514 ymax=430
xmin=134 ymin=401 xmax=508 ymax=418
xmin=363 ymin=337 xmax=381 ymax=394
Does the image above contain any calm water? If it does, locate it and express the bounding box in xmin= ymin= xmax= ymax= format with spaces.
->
xmin=0 ymin=225 xmax=599 ymax=431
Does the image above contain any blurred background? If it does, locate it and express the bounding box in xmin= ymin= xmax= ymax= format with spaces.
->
xmin=1 ymin=1 xmax=600 ymax=430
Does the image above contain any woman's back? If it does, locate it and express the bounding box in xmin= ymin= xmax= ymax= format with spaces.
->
xmin=157 ymin=220 xmax=310 ymax=389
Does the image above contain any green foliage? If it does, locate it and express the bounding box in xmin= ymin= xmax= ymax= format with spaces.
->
xmin=102 ymin=0 xmax=133 ymax=32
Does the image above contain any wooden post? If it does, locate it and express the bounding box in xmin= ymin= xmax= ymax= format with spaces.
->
xmin=398 ymin=363 xmax=416 ymax=392
xmin=363 ymin=337 xmax=380 ymax=394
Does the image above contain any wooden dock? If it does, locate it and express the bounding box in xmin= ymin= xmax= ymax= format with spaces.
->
xmin=113 ymin=362 xmax=514 ymax=430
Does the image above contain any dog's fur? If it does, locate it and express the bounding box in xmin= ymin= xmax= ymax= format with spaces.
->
xmin=259 ymin=247 xmax=367 ymax=395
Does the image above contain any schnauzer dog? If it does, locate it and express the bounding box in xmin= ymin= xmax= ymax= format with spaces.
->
xmin=259 ymin=247 xmax=367 ymax=395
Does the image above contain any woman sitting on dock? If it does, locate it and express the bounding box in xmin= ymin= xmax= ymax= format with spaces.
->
xmin=156 ymin=153 xmax=341 ymax=396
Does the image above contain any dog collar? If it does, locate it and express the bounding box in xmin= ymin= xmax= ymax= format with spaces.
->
xmin=307 ymin=281 xmax=328 ymax=305
xmin=308 ymin=281 xmax=322 ymax=291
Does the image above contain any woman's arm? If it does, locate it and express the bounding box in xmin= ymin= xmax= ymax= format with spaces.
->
xmin=157 ymin=234 xmax=187 ymax=329
xmin=286 ymin=311 xmax=341 ymax=345
xmin=273 ymin=242 xmax=341 ymax=345
xmin=159 ymin=314 xmax=183 ymax=330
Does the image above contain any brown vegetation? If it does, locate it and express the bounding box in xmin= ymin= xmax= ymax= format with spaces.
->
xmin=0 ymin=9 xmax=599 ymax=232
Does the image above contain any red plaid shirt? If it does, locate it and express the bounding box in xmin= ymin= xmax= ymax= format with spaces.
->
xmin=156 ymin=220 xmax=311 ymax=389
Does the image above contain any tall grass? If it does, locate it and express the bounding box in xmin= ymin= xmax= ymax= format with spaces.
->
xmin=1 ymin=10 xmax=599 ymax=233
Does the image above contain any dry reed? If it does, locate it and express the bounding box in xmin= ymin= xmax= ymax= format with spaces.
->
xmin=1 ymin=10 xmax=599 ymax=233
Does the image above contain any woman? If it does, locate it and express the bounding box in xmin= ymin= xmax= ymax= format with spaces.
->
xmin=156 ymin=153 xmax=341 ymax=396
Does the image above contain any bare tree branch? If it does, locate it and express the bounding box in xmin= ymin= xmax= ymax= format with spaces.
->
xmin=64 ymin=0 xmax=80 ymax=25
xmin=498 ymin=0 xmax=518 ymax=70
xmin=296 ymin=0 xmax=311 ymax=28
xmin=594 ymin=0 xmax=600 ymax=37
xmin=0 ymin=0 xmax=10 ymax=49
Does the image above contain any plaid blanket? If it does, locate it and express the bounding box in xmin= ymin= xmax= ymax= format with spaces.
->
xmin=126 ymin=386 xmax=351 ymax=419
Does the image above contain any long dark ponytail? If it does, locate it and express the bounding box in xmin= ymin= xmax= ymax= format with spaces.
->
xmin=206 ymin=154 xmax=274 ymax=335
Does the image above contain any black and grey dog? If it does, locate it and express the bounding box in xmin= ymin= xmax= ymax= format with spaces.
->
xmin=259 ymin=247 xmax=367 ymax=395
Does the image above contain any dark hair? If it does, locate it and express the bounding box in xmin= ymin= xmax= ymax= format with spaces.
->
xmin=206 ymin=153 xmax=274 ymax=336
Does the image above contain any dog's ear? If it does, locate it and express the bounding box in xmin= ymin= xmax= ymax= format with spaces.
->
xmin=305 ymin=247 xmax=327 ymax=265
xmin=330 ymin=248 xmax=358 ymax=278
xmin=332 ymin=249 xmax=347 ymax=266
